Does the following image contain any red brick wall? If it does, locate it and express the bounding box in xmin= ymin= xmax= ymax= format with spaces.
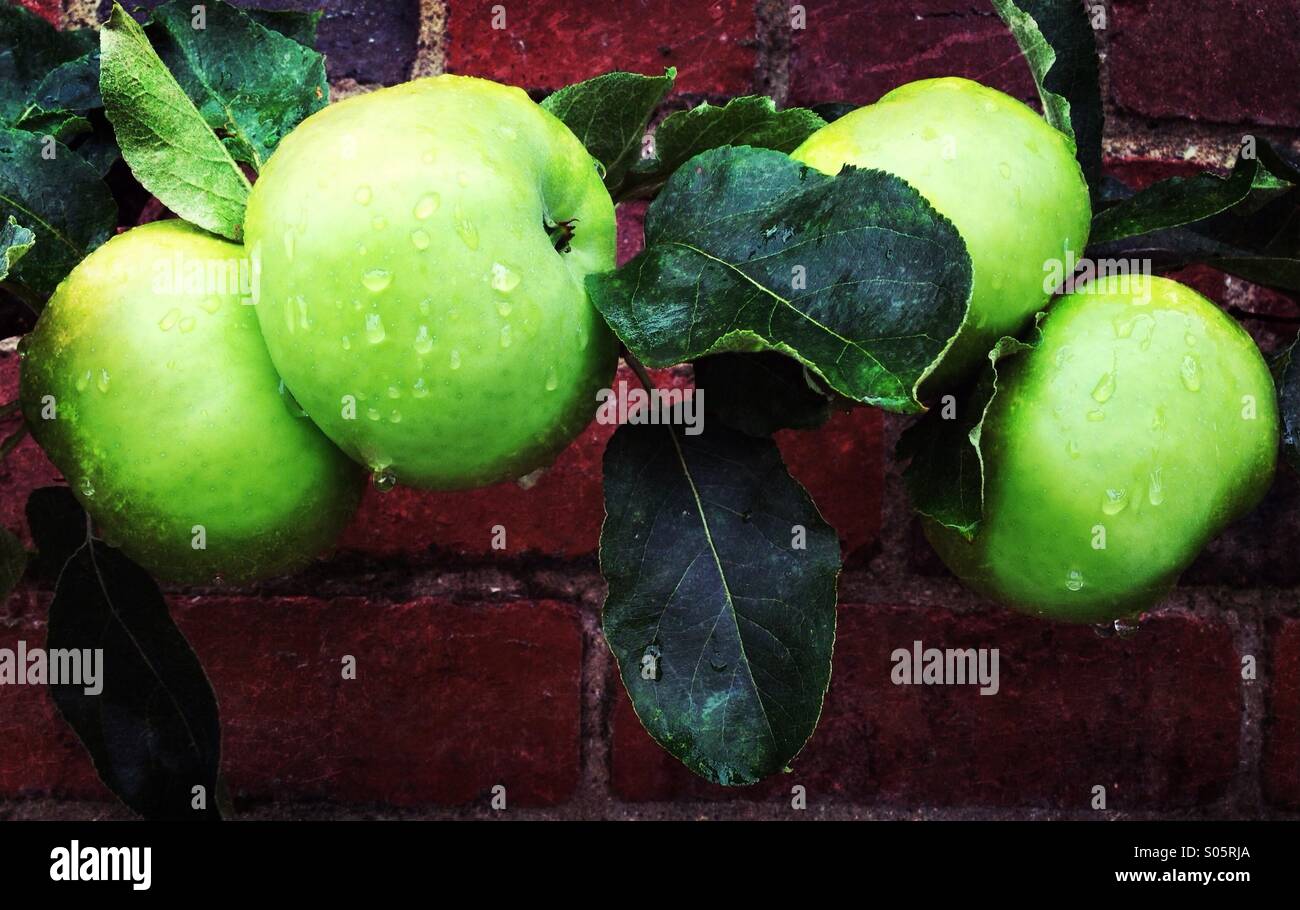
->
xmin=3 ymin=0 xmax=1298 ymax=820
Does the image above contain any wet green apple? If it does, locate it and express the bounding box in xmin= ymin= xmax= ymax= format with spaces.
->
xmin=792 ymin=77 xmax=1092 ymax=393
xmin=925 ymin=275 xmax=1278 ymax=622
xmin=20 ymin=220 xmax=362 ymax=583
xmin=244 ymin=75 xmax=618 ymax=490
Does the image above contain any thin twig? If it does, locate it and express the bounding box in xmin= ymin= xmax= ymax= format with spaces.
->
xmin=622 ymin=349 xmax=657 ymax=391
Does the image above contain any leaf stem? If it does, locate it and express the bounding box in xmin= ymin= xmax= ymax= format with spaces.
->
xmin=623 ymin=349 xmax=657 ymax=391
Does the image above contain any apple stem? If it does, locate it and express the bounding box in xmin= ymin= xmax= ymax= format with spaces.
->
xmin=546 ymin=217 xmax=578 ymax=253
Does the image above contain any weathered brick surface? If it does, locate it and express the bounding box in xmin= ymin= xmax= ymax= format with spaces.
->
xmin=613 ymin=606 xmax=1241 ymax=808
xmin=0 ymin=590 xmax=108 ymax=800
xmin=1263 ymin=616 xmax=1300 ymax=809
xmin=98 ymin=0 xmax=420 ymax=85
xmin=0 ymin=352 xmax=64 ymax=548
xmin=787 ymin=0 xmax=1038 ymax=108
xmin=446 ymin=0 xmax=756 ymax=95
xmin=0 ymin=595 xmax=584 ymax=807
xmin=1110 ymin=0 xmax=1300 ymax=127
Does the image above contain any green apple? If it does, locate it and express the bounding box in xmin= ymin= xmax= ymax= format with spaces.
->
xmin=924 ymin=274 xmax=1278 ymax=622
xmin=792 ymin=77 xmax=1092 ymax=393
xmin=244 ymin=75 xmax=618 ymax=490
xmin=20 ymin=220 xmax=362 ymax=583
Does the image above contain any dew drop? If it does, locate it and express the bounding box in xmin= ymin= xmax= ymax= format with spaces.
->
xmin=96 ymin=369 xmax=110 ymax=393
xmin=363 ymin=269 xmax=392 ymax=293
xmin=371 ymin=216 xmax=388 ymax=231
xmin=414 ymin=193 xmax=440 ymax=220
xmin=417 ymin=298 xmax=432 ymax=316
xmin=449 ymin=349 xmax=462 ymax=370
xmin=371 ymin=468 xmax=397 ymax=492
xmin=1065 ymin=569 xmax=1084 ymax=592
xmin=412 ymin=377 xmax=429 ymax=398
xmin=491 ymin=262 xmax=520 ymax=293
xmin=75 ymin=370 xmax=91 ymax=392
xmin=998 ymin=161 xmax=1012 ymax=179
xmin=178 ymin=315 xmax=196 ymax=333
xmin=1148 ymin=468 xmax=1164 ymax=506
xmin=365 ymin=312 xmax=386 ymax=344
xmin=341 ymin=336 xmax=352 ymax=350
xmin=354 ymin=185 xmax=372 ymax=205
xmin=367 ymin=407 xmax=381 ymax=421
xmin=1087 ymin=409 xmax=1105 ymax=422
xmin=79 ymin=476 xmax=95 ymax=498
xmin=159 ymin=308 xmax=181 ymax=331
xmin=387 ymin=386 xmax=401 ymax=399
xmin=388 ymin=410 xmax=402 ymax=423
xmin=1180 ymin=353 xmax=1201 ymax=392
xmin=1102 ymin=488 xmax=1129 ymax=515
xmin=1091 ymin=370 xmax=1115 ymax=404
xmin=1066 ymin=439 xmax=1080 ymax=459
xmin=414 ymin=324 xmax=433 ymax=354
xmin=453 ymin=206 xmax=479 ymax=250
xmin=496 ymin=300 xmax=512 ymax=317
xmin=577 ymin=325 xmax=589 ymax=351
xmin=499 ymin=324 xmax=512 ymax=348
xmin=1185 ymin=332 xmax=1196 ymax=346
xmin=199 ymin=296 xmax=222 ymax=314
xmin=545 ymin=366 xmax=559 ymax=391
xmin=410 ymin=229 xmax=430 ymax=251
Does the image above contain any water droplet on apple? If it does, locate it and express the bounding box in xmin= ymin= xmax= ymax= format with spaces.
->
xmin=496 ymin=300 xmax=512 ymax=317
xmin=414 ymin=325 xmax=434 ymax=354
xmin=453 ymin=206 xmax=479 ymax=250
xmin=499 ymin=324 xmax=512 ymax=348
xmin=449 ymin=349 xmax=462 ymax=370
xmin=998 ymin=161 xmax=1011 ymax=179
xmin=410 ymin=229 xmax=430 ymax=250
xmin=1102 ymin=488 xmax=1128 ymax=515
xmin=75 ymin=370 xmax=91 ymax=392
xmin=1065 ymin=569 xmax=1084 ymax=592
xmin=545 ymin=366 xmax=559 ymax=391
xmin=412 ymin=377 xmax=429 ymax=398
xmin=354 ymin=185 xmax=372 ymax=205
xmin=367 ymin=407 xmax=381 ymax=421
xmin=1180 ymin=353 xmax=1201 ymax=392
xmin=387 ymin=386 xmax=401 ymax=399
xmin=79 ymin=476 xmax=95 ymax=498
xmin=159 ymin=308 xmax=181 ymax=331
xmin=362 ymin=269 xmax=392 ymax=293
xmin=372 ymin=216 xmax=388 ymax=231
xmin=1091 ymin=370 xmax=1115 ymax=403
xmin=490 ymin=262 xmax=520 ymax=293
xmin=414 ymin=193 xmax=440 ymax=220
xmin=365 ymin=312 xmax=386 ymax=344
xmin=96 ymin=369 xmax=110 ymax=393
xmin=1148 ymin=468 xmax=1164 ymax=505
xmin=178 ymin=315 xmax=196 ymax=333
xmin=371 ymin=468 xmax=397 ymax=492
xmin=1086 ymin=409 xmax=1105 ymax=422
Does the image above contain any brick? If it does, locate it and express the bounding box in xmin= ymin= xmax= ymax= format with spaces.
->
xmin=778 ymin=407 xmax=883 ymax=564
xmin=1110 ymin=0 xmax=1300 ymax=127
xmin=0 ymin=595 xmax=584 ymax=807
xmin=0 ymin=351 xmax=65 ymax=549
xmin=0 ymin=590 xmax=109 ymax=800
xmin=787 ymin=0 xmax=1037 ymax=109
xmin=1104 ymin=156 xmax=1204 ymax=192
xmin=98 ymin=0 xmax=420 ymax=86
xmin=446 ymin=0 xmax=756 ymax=96
xmin=1263 ymin=615 xmax=1300 ymax=808
xmin=18 ymin=0 xmax=60 ymax=26
xmin=612 ymin=605 xmax=1240 ymax=808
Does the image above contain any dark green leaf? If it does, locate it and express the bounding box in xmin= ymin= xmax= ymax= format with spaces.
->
xmin=1275 ymin=338 xmax=1300 ymax=474
xmin=1091 ymin=146 xmax=1294 ymax=245
xmin=589 ymin=146 xmax=973 ymax=413
xmin=43 ymin=490 xmax=222 ymax=820
xmin=14 ymin=107 xmax=92 ymax=143
xmin=244 ymin=8 xmax=324 ymax=48
xmin=146 ymin=0 xmax=329 ymax=170
xmin=31 ymin=50 xmax=102 ymax=113
xmin=73 ymin=121 xmax=121 ymax=176
xmin=0 ymin=525 xmax=25 ymax=602
xmin=26 ymin=485 xmax=89 ymax=578
xmin=0 ymin=4 xmax=95 ymax=125
xmin=991 ymin=0 xmax=1104 ymax=194
xmin=625 ymin=96 xmax=827 ymax=198
xmin=542 ymin=68 xmax=675 ymax=197
xmin=899 ymin=332 xmax=1038 ymax=538
xmin=0 ymin=126 xmax=116 ymax=297
xmin=601 ymin=417 xmax=840 ymax=785
xmin=0 ymin=215 xmax=36 ymax=281
xmin=693 ymin=352 xmax=834 ymax=437
xmin=100 ymin=2 xmax=251 ymax=241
